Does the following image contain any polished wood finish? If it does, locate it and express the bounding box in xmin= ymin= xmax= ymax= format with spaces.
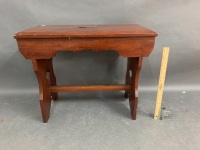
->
xmin=50 ymin=85 xmax=130 ymax=92
xmin=16 ymin=37 xmax=156 ymax=59
xmin=129 ymin=57 xmax=143 ymax=119
xmin=14 ymin=24 xmax=157 ymax=123
xmin=14 ymin=24 xmax=157 ymax=38
xmin=14 ymin=24 xmax=157 ymax=59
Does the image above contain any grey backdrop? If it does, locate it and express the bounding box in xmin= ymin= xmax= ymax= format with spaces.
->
xmin=0 ymin=0 xmax=200 ymax=94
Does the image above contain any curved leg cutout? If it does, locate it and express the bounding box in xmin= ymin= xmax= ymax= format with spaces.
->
xmin=32 ymin=59 xmax=52 ymax=123
xmin=128 ymin=57 xmax=143 ymax=120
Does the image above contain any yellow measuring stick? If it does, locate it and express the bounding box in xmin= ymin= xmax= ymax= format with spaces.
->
xmin=154 ymin=47 xmax=170 ymax=120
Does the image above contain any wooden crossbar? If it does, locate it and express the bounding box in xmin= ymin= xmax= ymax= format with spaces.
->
xmin=50 ymin=84 xmax=130 ymax=92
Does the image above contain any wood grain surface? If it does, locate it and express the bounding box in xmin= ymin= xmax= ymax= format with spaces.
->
xmin=14 ymin=24 xmax=157 ymax=123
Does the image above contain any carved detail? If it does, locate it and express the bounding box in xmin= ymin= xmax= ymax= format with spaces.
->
xmin=32 ymin=59 xmax=52 ymax=123
xmin=125 ymin=57 xmax=143 ymax=120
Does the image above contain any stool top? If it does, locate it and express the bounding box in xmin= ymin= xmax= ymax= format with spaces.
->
xmin=14 ymin=24 xmax=157 ymax=39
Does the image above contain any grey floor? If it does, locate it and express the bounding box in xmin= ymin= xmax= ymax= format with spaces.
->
xmin=0 ymin=90 xmax=200 ymax=150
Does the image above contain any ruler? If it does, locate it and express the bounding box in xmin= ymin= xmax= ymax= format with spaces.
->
xmin=154 ymin=47 xmax=170 ymax=120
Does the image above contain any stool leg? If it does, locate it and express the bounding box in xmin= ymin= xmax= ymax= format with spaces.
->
xmin=125 ymin=58 xmax=131 ymax=98
xmin=129 ymin=57 xmax=143 ymax=120
xmin=47 ymin=58 xmax=58 ymax=101
xmin=32 ymin=59 xmax=51 ymax=123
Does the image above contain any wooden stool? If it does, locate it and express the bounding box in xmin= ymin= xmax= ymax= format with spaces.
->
xmin=14 ymin=24 xmax=157 ymax=123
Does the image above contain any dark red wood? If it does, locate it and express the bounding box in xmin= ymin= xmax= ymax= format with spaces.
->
xmin=14 ymin=24 xmax=157 ymax=38
xmin=32 ymin=59 xmax=51 ymax=123
xmin=46 ymin=59 xmax=58 ymax=100
xmin=50 ymin=85 xmax=130 ymax=92
xmin=125 ymin=58 xmax=131 ymax=98
xmin=14 ymin=24 xmax=157 ymax=123
xmin=14 ymin=24 xmax=157 ymax=59
xmin=129 ymin=57 xmax=143 ymax=120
